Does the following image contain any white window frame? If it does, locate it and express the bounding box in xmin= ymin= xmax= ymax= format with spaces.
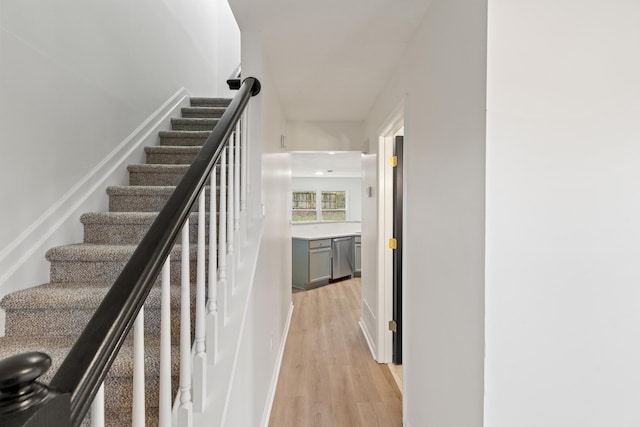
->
xmin=291 ymin=189 xmax=349 ymax=222
xmin=291 ymin=190 xmax=317 ymax=222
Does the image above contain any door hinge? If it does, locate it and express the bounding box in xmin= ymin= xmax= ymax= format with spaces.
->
xmin=388 ymin=238 xmax=397 ymax=249
xmin=389 ymin=320 xmax=397 ymax=333
xmin=390 ymin=156 xmax=398 ymax=167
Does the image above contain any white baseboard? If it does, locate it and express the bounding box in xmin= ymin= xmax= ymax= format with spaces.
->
xmin=359 ymin=319 xmax=377 ymax=361
xmin=0 ymin=88 xmax=191 ymax=301
xmin=261 ymin=302 xmax=294 ymax=427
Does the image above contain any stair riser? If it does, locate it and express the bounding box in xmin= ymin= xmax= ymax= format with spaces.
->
xmin=110 ymin=194 xmax=171 ymax=212
xmin=159 ymin=134 xmax=210 ymax=147
xmin=129 ymin=169 xmax=227 ymax=186
xmin=171 ymin=119 xmax=219 ymax=132
xmin=80 ymin=349 xmax=177 ymax=426
xmin=147 ymin=150 xmax=239 ymax=166
xmin=129 ymin=170 xmax=186 ymax=186
xmin=50 ymin=258 xmax=200 ymax=284
xmin=190 ymin=98 xmax=231 ymax=108
xmin=104 ymin=373 xmax=179 ymax=409
xmin=84 ymin=217 xmax=215 ymax=245
xmin=81 ymin=348 xmax=177 ymax=425
xmin=4 ymin=307 xmax=192 ymax=340
xmin=80 ymin=376 xmax=177 ymax=427
xmin=146 ymin=151 xmax=199 ymax=165
xmin=82 ymin=408 xmax=161 ymax=427
xmin=181 ymin=107 xmax=225 ymax=118
xmin=109 ymin=190 xmax=217 ymax=212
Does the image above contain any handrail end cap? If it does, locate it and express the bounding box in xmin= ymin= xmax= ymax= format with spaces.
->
xmin=244 ymin=77 xmax=261 ymax=96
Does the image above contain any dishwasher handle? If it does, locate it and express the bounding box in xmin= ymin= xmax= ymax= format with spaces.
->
xmin=309 ymin=247 xmax=332 ymax=255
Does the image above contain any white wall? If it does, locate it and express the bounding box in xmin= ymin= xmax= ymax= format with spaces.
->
xmin=0 ymin=0 xmax=240 ymax=296
xmin=223 ymin=31 xmax=292 ymax=427
xmin=292 ymin=176 xmax=362 ymax=221
xmin=359 ymin=151 xmax=379 ymax=356
xmin=286 ymin=120 xmax=365 ymax=151
xmin=213 ymin=0 xmax=242 ymax=96
xmin=486 ymin=2 xmax=640 ymax=426
xmin=363 ymin=0 xmax=487 ymax=425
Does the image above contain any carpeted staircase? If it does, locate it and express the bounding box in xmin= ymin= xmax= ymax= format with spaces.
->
xmin=0 ymin=97 xmax=230 ymax=426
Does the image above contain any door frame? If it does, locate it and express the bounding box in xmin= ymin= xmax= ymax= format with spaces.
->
xmin=392 ymin=135 xmax=403 ymax=364
xmin=376 ymin=100 xmax=404 ymax=363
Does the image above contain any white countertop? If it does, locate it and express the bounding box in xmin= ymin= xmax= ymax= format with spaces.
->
xmin=292 ymin=230 xmax=361 ymax=240
xmin=291 ymin=221 xmax=361 ymax=241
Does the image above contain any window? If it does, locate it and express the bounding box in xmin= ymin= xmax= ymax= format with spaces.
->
xmin=321 ymin=191 xmax=346 ymax=220
xmin=292 ymin=191 xmax=317 ymax=221
xmin=292 ymin=190 xmax=347 ymax=222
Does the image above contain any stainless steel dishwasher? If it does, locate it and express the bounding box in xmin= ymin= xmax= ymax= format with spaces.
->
xmin=331 ymin=237 xmax=354 ymax=280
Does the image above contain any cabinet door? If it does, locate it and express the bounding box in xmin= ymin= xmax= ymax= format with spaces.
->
xmin=309 ymin=247 xmax=332 ymax=283
xmin=354 ymin=243 xmax=361 ymax=273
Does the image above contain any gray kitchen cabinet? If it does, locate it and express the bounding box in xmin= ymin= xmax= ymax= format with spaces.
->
xmin=292 ymin=238 xmax=332 ymax=290
xmin=354 ymin=235 xmax=361 ymax=276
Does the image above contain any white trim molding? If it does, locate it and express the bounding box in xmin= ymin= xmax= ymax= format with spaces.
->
xmin=376 ymin=97 xmax=405 ymax=364
xmin=260 ymin=302 xmax=294 ymax=427
xmin=359 ymin=319 xmax=377 ymax=361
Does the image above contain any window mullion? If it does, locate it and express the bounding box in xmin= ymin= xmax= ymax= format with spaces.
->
xmin=316 ymin=190 xmax=321 ymax=221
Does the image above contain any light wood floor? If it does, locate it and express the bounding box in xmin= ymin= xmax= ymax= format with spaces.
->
xmin=269 ymin=278 xmax=402 ymax=427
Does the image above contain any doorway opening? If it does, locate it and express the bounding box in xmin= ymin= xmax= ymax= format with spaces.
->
xmin=376 ymin=103 xmax=404 ymax=391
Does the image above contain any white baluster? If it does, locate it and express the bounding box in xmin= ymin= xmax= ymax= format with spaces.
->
xmin=243 ymin=109 xmax=251 ymax=196
xmin=241 ymin=112 xmax=248 ymax=212
xmin=193 ymin=191 xmax=207 ymax=412
xmin=159 ymin=258 xmax=171 ymax=427
xmin=234 ymin=123 xmax=241 ymax=232
xmin=206 ymin=167 xmax=218 ymax=359
xmin=218 ymin=149 xmax=227 ymax=316
xmin=178 ymin=223 xmax=192 ymax=426
xmin=227 ymin=138 xmax=234 ymax=255
xmin=133 ymin=309 xmax=145 ymax=427
xmin=91 ymin=383 xmax=104 ymax=427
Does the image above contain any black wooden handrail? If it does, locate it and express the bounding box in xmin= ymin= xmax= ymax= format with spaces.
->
xmin=0 ymin=77 xmax=260 ymax=427
xmin=227 ymin=64 xmax=242 ymax=90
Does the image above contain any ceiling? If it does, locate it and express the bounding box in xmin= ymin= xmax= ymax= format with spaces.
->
xmin=292 ymin=152 xmax=362 ymax=178
xmin=229 ymin=0 xmax=431 ymax=121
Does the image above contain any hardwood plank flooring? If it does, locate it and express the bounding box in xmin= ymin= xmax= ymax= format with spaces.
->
xmin=388 ymin=363 xmax=403 ymax=392
xmin=269 ymin=278 xmax=402 ymax=427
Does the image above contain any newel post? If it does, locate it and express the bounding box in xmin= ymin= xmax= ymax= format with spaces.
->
xmin=0 ymin=352 xmax=71 ymax=427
